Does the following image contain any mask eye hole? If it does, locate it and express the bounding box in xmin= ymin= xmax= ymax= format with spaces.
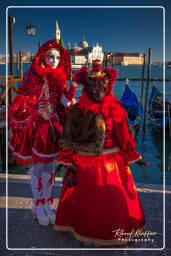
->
xmin=89 ymin=88 xmax=96 ymax=93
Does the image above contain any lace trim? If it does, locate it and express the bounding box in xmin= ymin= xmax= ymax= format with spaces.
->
xmin=32 ymin=147 xmax=58 ymax=158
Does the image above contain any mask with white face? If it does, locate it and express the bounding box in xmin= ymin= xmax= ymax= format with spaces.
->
xmin=45 ymin=49 xmax=60 ymax=69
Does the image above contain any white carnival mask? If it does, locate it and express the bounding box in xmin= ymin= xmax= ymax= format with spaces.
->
xmin=45 ymin=49 xmax=60 ymax=69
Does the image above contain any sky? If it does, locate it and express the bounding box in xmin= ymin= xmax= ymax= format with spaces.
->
xmin=0 ymin=0 xmax=171 ymax=62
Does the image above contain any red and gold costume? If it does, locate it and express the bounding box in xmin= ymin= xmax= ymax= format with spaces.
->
xmin=54 ymin=60 xmax=146 ymax=246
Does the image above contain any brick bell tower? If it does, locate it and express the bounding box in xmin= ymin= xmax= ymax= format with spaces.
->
xmin=55 ymin=21 xmax=61 ymax=44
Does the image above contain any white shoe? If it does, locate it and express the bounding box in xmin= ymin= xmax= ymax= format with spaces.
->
xmin=43 ymin=205 xmax=56 ymax=224
xmin=35 ymin=206 xmax=49 ymax=226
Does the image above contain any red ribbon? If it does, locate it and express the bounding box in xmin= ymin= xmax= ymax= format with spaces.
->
xmin=37 ymin=177 xmax=43 ymax=191
xmin=48 ymin=173 xmax=55 ymax=186
xmin=36 ymin=198 xmax=45 ymax=206
xmin=47 ymin=197 xmax=54 ymax=204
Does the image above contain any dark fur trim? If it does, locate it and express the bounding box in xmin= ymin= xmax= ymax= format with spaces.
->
xmin=59 ymin=105 xmax=105 ymax=154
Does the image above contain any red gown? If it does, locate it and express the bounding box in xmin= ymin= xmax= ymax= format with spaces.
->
xmin=8 ymin=40 xmax=76 ymax=165
xmin=54 ymin=94 xmax=146 ymax=246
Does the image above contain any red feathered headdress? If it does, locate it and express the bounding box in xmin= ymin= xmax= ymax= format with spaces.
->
xmin=18 ymin=40 xmax=72 ymax=97
xmin=30 ymin=39 xmax=71 ymax=79
xmin=73 ymin=60 xmax=126 ymax=121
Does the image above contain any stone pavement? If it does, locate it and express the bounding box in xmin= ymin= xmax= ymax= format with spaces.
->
xmin=0 ymin=174 xmax=171 ymax=256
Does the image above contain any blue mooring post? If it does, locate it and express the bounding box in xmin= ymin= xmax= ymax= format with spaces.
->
xmin=143 ymin=48 xmax=152 ymax=131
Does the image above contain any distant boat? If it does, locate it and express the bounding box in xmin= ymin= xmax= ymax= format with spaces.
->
xmin=71 ymin=64 xmax=83 ymax=70
xmin=166 ymin=65 xmax=171 ymax=68
xmin=149 ymin=85 xmax=171 ymax=133
xmin=121 ymin=81 xmax=141 ymax=128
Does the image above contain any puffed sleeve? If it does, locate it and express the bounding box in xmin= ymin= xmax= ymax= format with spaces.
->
xmin=114 ymin=115 xmax=142 ymax=164
xmin=60 ymin=82 xmax=77 ymax=107
xmin=8 ymin=70 xmax=39 ymax=129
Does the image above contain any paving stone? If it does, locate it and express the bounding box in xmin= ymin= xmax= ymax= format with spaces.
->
xmin=1 ymin=175 xmax=170 ymax=255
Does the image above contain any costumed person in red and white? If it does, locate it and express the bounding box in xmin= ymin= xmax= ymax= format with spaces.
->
xmin=8 ymin=39 xmax=77 ymax=226
xmin=54 ymin=60 xmax=149 ymax=246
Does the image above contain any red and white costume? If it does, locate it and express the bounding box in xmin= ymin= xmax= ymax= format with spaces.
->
xmin=8 ymin=40 xmax=76 ymax=225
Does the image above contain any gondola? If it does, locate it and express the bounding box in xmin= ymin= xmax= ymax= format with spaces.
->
xmin=149 ymin=85 xmax=171 ymax=133
xmin=120 ymin=80 xmax=142 ymax=128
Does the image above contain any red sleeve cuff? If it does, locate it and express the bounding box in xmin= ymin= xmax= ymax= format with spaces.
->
xmin=57 ymin=149 xmax=75 ymax=168
xmin=124 ymin=151 xmax=142 ymax=164
xmin=65 ymin=85 xmax=77 ymax=101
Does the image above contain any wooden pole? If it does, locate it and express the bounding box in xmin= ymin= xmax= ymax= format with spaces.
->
xmin=168 ymin=104 xmax=171 ymax=138
xmin=19 ymin=51 xmax=23 ymax=78
xmin=102 ymin=52 xmax=105 ymax=68
xmin=38 ymin=41 xmax=41 ymax=50
xmin=86 ymin=57 xmax=88 ymax=67
xmin=8 ymin=78 xmax=13 ymax=105
xmin=140 ymin=54 xmax=146 ymax=106
xmin=105 ymin=52 xmax=108 ymax=67
xmin=16 ymin=53 xmax=19 ymax=78
xmin=112 ymin=53 xmax=114 ymax=68
xmin=143 ymin=48 xmax=152 ymax=130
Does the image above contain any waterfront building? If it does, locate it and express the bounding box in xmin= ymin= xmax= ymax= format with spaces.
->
xmin=0 ymin=54 xmax=7 ymax=64
xmin=108 ymin=52 xmax=144 ymax=65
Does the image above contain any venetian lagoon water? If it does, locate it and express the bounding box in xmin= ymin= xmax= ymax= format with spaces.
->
xmin=1 ymin=64 xmax=171 ymax=185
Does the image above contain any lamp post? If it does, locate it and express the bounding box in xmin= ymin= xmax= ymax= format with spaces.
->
xmin=26 ymin=23 xmax=36 ymax=36
xmin=8 ymin=16 xmax=15 ymax=76
xmin=8 ymin=16 xmax=37 ymax=77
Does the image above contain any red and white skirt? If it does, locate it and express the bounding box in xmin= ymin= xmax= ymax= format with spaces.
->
xmin=9 ymin=116 xmax=62 ymax=165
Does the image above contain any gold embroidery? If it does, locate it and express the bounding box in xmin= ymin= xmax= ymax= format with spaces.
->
xmin=77 ymin=147 xmax=120 ymax=156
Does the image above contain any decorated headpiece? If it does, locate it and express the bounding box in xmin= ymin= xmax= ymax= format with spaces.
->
xmin=72 ymin=59 xmax=118 ymax=93
xmin=88 ymin=59 xmax=105 ymax=78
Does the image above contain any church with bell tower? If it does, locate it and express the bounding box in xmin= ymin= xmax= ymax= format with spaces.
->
xmin=68 ymin=37 xmax=104 ymax=64
xmin=54 ymin=22 xmax=104 ymax=65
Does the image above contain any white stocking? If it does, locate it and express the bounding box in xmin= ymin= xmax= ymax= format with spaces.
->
xmin=42 ymin=162 xmax=56 ymax=224
xmin=30 ymin=164 xmax=49 ymax=225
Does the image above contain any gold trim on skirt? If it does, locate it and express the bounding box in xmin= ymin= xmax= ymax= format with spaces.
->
xmin=54 ymin=224 xmax=147 ymax=246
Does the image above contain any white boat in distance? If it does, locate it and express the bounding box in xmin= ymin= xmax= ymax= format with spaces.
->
xmin=72 ymin=64 xmax=83 ymax=70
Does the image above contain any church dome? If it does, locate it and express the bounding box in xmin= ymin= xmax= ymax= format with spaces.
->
xmin=79 ymin=39 xmax=89 ymax=48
